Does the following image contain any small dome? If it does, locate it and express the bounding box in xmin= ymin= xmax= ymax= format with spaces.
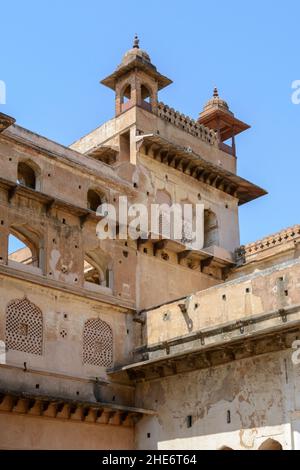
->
xmin=119 ymin=35 xmax=151 ymax=67
xmin=202 ymin=87 xmax=233 ymax=115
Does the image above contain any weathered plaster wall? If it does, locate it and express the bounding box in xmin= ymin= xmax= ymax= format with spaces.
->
xmin=135 ymin=350 xmax=299 ymax=450
xmin=143 ymin=259 xmax=300 ymax=346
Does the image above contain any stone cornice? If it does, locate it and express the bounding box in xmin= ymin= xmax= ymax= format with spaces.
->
xmin=0 ymin=390 xmax=156 ymax=426
xmin=138 ymin=133 xmax=267 ymax=205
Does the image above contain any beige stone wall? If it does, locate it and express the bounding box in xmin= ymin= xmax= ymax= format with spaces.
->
xmin=0 ymin=121 xmax=236 ymax=313
xmin=135 ymin=349 xmax=299 ymax=450
xmin=136 ymin=151 xmax=240 ymax=254
xmin=0 ymin=50 xmax=296 ymax=451
xmin=143 ymin=259 xmax=300 ymax=346
xmin=71 ymin=107 xmax=236 ymax=175
xmin=0 ymin=413 xmax=134 ymax=449
xmin=136 ymin=253 xmax=217 ymax=311
xmin=0 ymin=274 xmax=134 ymax=404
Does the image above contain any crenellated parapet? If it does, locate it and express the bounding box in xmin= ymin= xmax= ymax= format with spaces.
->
xmin=243 ymin=224 xmax=300 ymax=261
xmin=157 ymin=102 xmax=217 ymax=146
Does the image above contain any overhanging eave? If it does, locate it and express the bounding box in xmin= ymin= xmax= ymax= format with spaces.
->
xmin=138 ymin=134 xmax=267 ymax=205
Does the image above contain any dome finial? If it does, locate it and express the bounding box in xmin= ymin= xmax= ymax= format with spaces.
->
xmin=213 ymin=87 xmax=219 ymax=98
xmin=133 ymin=34 xmax=140 ymax=49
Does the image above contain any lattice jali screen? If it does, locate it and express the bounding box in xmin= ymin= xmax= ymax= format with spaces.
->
xmin=5 ymin=298 xmax=43 ymax=355
xmin=83 ymin=318 xmax=113 ymax=367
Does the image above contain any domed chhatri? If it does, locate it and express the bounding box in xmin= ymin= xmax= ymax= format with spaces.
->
xmin=101 ymin=35 xmax=172 ymax=93
xmin=101 ymin=35 xmax=172 ymax=116
xmin=202 ymin=87 xmax=233 ymax=115
xmin=120 ymin=34 xmax=152 ymax=67
xmin=198 ymin=87 xmax=250 ymax=149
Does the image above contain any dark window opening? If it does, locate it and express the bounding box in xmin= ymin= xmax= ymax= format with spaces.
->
xmin=87 ymin=189 xmax=102 ymax=212
xmin=187 ymin=415 xmax=193 ymax=428
xmin=17 ymin=162 xmax=37 ymax=189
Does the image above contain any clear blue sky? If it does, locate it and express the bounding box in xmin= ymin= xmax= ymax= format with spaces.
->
xmin=1 ymin=0 xmax=299 ymax=245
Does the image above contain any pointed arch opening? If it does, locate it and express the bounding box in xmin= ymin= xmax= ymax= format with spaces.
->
xmin=8 ymin=234 xmax=35 ymax=265
xmin=8 ymin=225 xmax=44 ymax=274
xmin=87 ymin=189 xmax=105 ymax=212
xmin=84 ymin=249 xmax=113 ymax=292
xmin=140 ymin=84 xmax=152 ymax=111
xmin=84 ymin=257 xmax=110 ymax=288
xmin=17 ymin=161 xmax=40 ymax=190
xmin=121 ymin=84 xmax=132 ymax=112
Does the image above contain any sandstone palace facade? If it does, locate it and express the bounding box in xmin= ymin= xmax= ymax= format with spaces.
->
xmin=0 ymin=38 xmax=299 ymax=450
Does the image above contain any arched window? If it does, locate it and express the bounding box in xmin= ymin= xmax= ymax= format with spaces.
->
xmin=84 ymin=257 xmax=110 ymax=288
xmin=140 ymin=84 xmax=152 ymax=111
xmin=258 ymin=438 xmax=283 ymax=450
xmin=82 ymin=318 xmax=113 ymax=367
xmin=84 ymin=249 xmax=112 ymax=289
xmin=141 ymin=84 xmax=151 ymax=103
xmin=121 ymin=84 xmax=131 ymax=103
xmin=120 ymin=84 xmax=132 ymax=112
xmin=5 ymin=297 xmax=43 ymax=355
xmin=8 ymin=226 xmax=42 ymax=268
xmin=17 ymin=162 xmax=37 ymax=190
xmin=204 ymin=210 xmax=219 ymax=247
xmin=8 ymin=234 xmax=36 ymax=266
xmin=87 ymin=189 xmax=103 ymax=212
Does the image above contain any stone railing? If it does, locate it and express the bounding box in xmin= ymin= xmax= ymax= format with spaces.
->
xmin=157 ymin=102 xmax=217 ymax=146
xmin=236 ymin=224 xmax=300 ymax=264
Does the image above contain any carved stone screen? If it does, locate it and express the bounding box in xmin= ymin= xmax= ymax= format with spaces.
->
xmin=6 ymin=298 xmax=43 ymax=355
xmin=83 ymin=318 xmax=113 ymax=367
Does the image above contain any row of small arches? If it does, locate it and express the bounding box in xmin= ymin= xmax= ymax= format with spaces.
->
xmin=7 ymin=223 xmax=111 ymax=289
xmin=17 ymin=160 xmax=105 ymax=212
xmin=17 ymin=163 xmax=220 ymax=249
